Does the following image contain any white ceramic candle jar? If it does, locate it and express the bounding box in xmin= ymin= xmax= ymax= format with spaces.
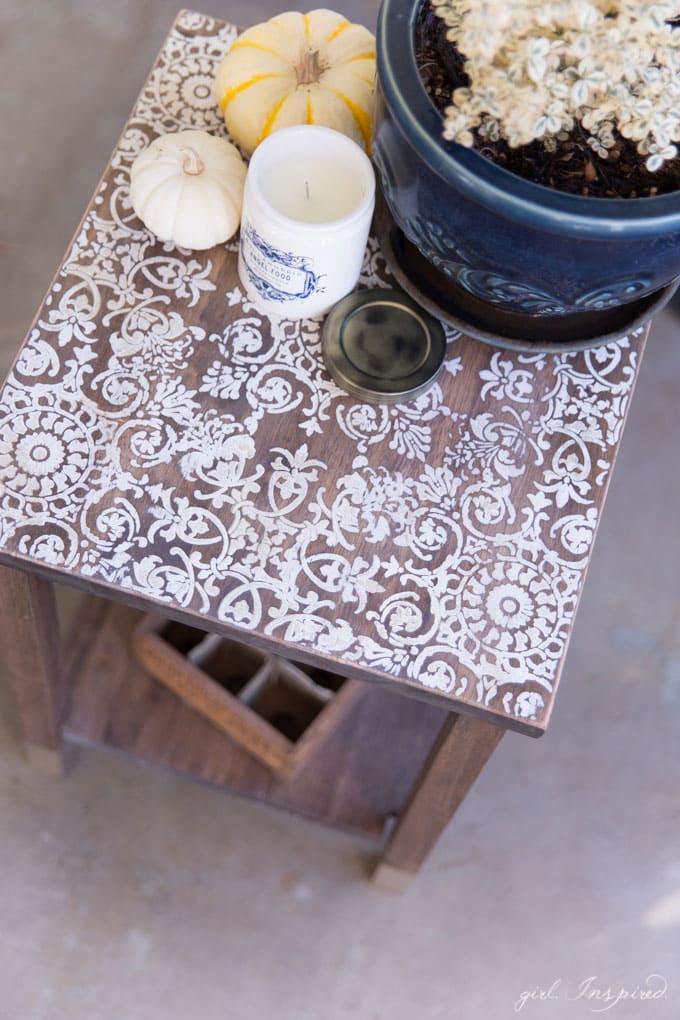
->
xmin=238 ymin=125 xmax=376 ymax=320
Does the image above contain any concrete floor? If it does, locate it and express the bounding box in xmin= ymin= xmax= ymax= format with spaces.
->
xmin=1 ymin=2 xmax=680 ymax=1018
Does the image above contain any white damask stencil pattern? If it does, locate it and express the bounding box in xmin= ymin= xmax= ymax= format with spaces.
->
xmin=0 ymin=13 xmax=644 ymax=730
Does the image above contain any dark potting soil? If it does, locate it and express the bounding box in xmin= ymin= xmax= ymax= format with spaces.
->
xmin=415 ymin=0 xmax=680 ymax=199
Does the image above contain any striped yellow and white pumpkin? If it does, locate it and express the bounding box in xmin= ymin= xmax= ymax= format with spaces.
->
xmin=214 ymin=9 xmax=376 ymax=157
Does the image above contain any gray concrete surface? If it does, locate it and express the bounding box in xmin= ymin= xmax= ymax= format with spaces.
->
xmin=1 ymin=2 xmax=679 ymax=1018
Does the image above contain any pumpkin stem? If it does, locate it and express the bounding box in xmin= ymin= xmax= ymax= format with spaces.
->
xmin=181 ymin=147 xmax=206 ymax=176
xmin=298 ymin=48 xmax=322 ymax=86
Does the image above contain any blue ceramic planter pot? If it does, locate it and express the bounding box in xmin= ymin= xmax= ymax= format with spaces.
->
xmin=373 ymin=0 xmax=680 ymax=329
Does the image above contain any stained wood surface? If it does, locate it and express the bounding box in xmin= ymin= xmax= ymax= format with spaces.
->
xmin=375 ymin=712 xmax=504 ymax=879
xmin=132 ymin=614 xmax=365 ymax=778
xmin=63 ymin=601 xmax=448 ymax=838
xmin=132 ymin=615 xmax=294 ymax=774
xmin=0 ymin=568 xmax=63 ymax=763
xmin=0 ymin=10 xmax=648 ymax=734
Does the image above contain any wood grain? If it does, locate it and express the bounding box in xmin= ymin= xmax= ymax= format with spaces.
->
xmin=374 ymin=711 xmax=504 ymax=880
xmin=63 ymin=602 xmax=448 ymax=839
xmin=131 ymin=614 xmax=366 ymax=779
xmin=0 ymin=566 xmax=63 ymax=767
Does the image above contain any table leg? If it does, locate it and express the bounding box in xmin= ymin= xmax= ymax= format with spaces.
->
xmin=373 ymin=711 xmax=504 ymax=891
xmin=0 ymin=566 xmax=63 ymax=774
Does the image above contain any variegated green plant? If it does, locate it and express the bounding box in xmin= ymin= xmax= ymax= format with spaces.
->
xmin=431 ymin=0 xmax=680 ymax=171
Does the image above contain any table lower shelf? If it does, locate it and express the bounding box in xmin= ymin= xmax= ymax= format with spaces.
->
xmin=61 ymin=600 xmax=448 ymax=840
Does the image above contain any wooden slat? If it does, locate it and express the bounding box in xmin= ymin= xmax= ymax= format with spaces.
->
xmin=0 ymin=566 xmax=63 ymax=771
xmin=63 ymin=602 xmax=447 ymax=839
xmin=374 ymin=711 xmax=504 ymax=885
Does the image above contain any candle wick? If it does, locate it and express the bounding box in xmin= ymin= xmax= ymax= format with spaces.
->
xmin=305 ymin=180 xmax=310 ymax=201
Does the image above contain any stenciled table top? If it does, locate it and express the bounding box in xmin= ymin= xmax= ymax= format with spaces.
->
xmin=0 ymin=10 xmax=645 ymax=735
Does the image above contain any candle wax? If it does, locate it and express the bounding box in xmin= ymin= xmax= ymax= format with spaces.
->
xmin=261 ymin=157 xmax=366 ymax=224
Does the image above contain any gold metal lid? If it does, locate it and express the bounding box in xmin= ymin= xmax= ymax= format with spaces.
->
xmin=322 ymin=288 xmax=446 ymax=404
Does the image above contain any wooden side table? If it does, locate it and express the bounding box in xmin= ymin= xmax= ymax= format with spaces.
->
xmin=0 ymin=10 xmax=648 ymax=888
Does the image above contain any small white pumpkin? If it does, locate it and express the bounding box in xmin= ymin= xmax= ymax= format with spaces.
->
xmin=215 ymin=9 xmax=376 ymax=157
xmin=129 ymin=130 xmax=246 ymax=250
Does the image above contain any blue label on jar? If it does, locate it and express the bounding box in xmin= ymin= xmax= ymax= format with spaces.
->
xmin=240 ymin=222 xmax=324 ymax=303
